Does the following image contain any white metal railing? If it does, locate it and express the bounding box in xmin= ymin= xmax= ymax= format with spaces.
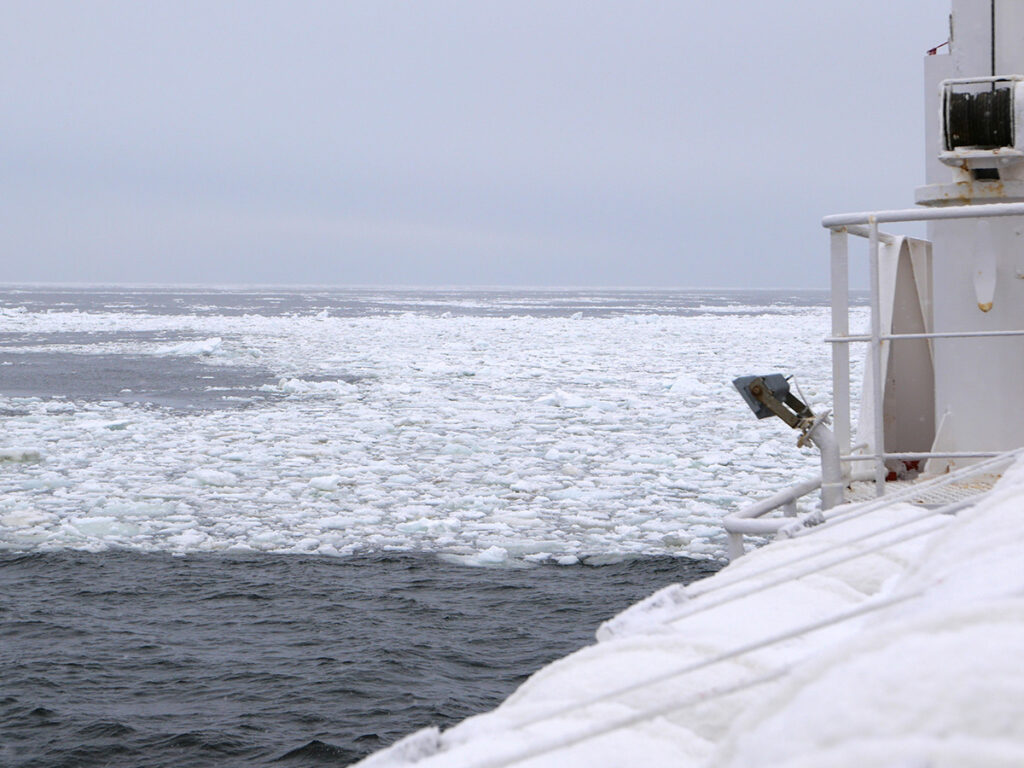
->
xmin=823 ymin=201 xmax=1024 ymax=494
xmin=723 ymin=203 xmax=1024 ymax=559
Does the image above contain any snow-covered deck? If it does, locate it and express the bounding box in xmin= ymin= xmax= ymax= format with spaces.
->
xmin=358 ymin=451 xmax=1024 ymax=767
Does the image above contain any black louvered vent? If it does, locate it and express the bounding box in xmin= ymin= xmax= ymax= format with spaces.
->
xmin=945 ymin=84 xmax=1014 ymax=150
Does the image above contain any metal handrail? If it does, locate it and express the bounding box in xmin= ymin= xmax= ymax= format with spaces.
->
xmin=822 ymin=200 xmax=1024 ymax=227
xmin=826 ymin=329 xmax=1024 ymax=342
xmin=840 ymin=451 xmax=999 ymax=462
xmin=724 ymin=202 xmax=1022 ymax=559
xmin=823 ymin=201 xmax=1024 ymax=495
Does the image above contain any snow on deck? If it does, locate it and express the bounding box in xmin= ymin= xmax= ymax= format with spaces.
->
xmin=358 ymin=455 xmax=1024 ymax=767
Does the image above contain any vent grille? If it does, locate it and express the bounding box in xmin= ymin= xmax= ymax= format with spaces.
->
xmin=945 ymin=83 xmax=1013 ymax=150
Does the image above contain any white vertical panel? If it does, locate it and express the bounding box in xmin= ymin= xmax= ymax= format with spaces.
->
xmin=952 ymin=0 xmax=994 ymax=76
xmin=923 ymin=53 xmax=954 ymax=186
xmin=996 ymin=0 xmax=1024 ymax=73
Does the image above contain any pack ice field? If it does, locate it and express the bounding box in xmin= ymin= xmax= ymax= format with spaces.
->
xmin=0 ymin=289 xmax=866 ymax=564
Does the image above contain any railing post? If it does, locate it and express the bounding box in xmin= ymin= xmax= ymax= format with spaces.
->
xmin=830 ymin=227 xmax=851 ymax=461
xmin=868 ymin=216 xmax=886 ymax=495
xmin=726 ymin=532 xmax=745 ymax=561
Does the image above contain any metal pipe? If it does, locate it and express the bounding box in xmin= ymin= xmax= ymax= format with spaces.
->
xmin=717 ymin=451 xmax=1016 ymax=592
xmin=822 ymin=201 xmax=1024 ymax=228
xmin=808 ymin=421 xmax=844 ymax=510
xmin=840 ymin=450 xmax=1000 ymax=462
xmin=726 ymin=515 xmax=812 ymax=537
xmin=725 ymin=531 xmax=745 ymax=561
xmin=826 ymin=328 xmax=1024 ymax=342
xmin=723 ymin=422 xmax=842 ymax=551
xmin=940 ymin=75 xmax=1023 ymax=85
xmin=723 ymin=447 xmax=1014 ymax=561
xmin=830 ymin=228 xmax=851 ymax=455
xmin=724 ymin=477 xmax=821 ymax=559
xmin=725 ymin=478 xmax=822 ymax=521
xmin=868 ymin=216 xmax=886 ymax=495
xmin=845 ymin=223 xmax=898 ymax=243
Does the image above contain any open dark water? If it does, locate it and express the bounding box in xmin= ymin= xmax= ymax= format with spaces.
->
xmin=0 ymin=552 xmax=719 ymax=767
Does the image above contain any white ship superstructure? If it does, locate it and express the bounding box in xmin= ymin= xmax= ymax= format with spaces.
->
xmin=724 ymin=0 xmax=1024 ymax=557
xmin=918 ymin=1 xmax=1024 ymax=458
xmin=354 ymin=2 xmax=1024 ymax=766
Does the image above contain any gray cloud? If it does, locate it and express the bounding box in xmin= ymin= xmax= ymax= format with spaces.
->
xmin=1 ymin=1 xmax=948 ymax=287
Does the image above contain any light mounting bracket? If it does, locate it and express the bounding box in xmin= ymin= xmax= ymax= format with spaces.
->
xmin=733 ymin=374 xmax=814 ymax=432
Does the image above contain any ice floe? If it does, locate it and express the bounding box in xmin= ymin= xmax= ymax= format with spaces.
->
xmin=154 ymin=336 xmax=223 ymax=356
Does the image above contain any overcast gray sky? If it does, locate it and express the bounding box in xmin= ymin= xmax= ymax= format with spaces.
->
xmin=1 ymin=1 xmax=948 ymax=288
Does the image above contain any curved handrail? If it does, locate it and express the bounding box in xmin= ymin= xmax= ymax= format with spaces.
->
xmin=822 ymin=201 xmax=1024 ymax=229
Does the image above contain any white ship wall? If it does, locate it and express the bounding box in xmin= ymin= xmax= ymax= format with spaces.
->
xmin=921 ymin=0 xmax=1024 ymax=463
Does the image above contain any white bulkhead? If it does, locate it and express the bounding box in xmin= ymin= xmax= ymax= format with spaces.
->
xmin=903 ymin=0 xmax=1024 ymax=467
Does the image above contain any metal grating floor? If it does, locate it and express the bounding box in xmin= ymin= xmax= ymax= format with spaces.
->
xmin=844 ymin=473 xmax=1002 ymax=506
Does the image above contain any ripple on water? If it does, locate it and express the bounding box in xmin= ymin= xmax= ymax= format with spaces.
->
xmin=0 ymin=551 xmax=720 ymax=767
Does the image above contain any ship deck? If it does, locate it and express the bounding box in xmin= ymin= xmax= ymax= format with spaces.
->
xmin=844 ymin=472 xmax=1002 ymax=507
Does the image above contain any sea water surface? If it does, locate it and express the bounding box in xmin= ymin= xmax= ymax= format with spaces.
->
xmin=0 ymin=287 xmax=865 ymax=766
